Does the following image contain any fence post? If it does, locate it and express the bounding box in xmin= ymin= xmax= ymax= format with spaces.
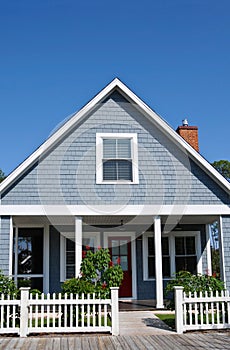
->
xmin=19 ymin=287 xmax=30 ymax=337
xmin=174 ymin=286 xmax=184 ymax=334
xmin=110 ymin=287 xmax=119 ymax=336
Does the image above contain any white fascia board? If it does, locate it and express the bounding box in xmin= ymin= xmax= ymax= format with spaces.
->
xmin=0 ymin=204 xmax=230 ymax=216
xmin=0 ymin=78 xmax=229 ymax=195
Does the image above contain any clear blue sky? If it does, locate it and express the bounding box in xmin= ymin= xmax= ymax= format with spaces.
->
xmin=0 ymin=0 xmax=229 ymax=175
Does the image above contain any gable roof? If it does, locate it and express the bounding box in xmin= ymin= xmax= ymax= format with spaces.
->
xmin=0 ymin=78 xmax=230 ymax=196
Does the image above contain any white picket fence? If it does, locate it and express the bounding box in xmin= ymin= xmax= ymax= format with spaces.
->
xmin=174 ymin=286 xmax=230 ymax=333
xmin=0 ymin=287 xmax=119 ymax=337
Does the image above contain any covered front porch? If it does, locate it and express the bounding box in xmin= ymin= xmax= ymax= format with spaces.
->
xmin=9 ymin=207 xmax=224 ymax=308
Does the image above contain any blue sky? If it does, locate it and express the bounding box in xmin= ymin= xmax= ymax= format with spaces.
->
xmin=0 ymin=0 xmax=229 ymax=175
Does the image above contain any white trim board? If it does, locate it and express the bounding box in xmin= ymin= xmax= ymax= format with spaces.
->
xmin=0 ymin=78 xmax=229 ymax=196
xmin=0 ymin=204 xmax=230 ymax=216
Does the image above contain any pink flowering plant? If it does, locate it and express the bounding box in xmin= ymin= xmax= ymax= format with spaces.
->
xmin=62 ymin=248 xmax=123 ymax=299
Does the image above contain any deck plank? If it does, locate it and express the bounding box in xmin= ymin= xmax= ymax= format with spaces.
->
xmin=0 ymin=332 xmax=230 ymax=349
xmin=110 ymin=335 xmax=126 ymax=350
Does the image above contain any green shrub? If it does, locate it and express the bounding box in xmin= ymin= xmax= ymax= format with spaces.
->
xmin=165 ymin=271 xmax=225 ymax=297
xmin=0 ymin=271 xmax=18 ymax=297
xmin=165 ymin=271 xmax=225 ymax=310
xmin=62 ymin=248 xmax=123 ymax=299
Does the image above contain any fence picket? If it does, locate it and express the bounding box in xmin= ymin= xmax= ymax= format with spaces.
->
xmin=0 ymin=287 xmax=118 ymax=336
xmin=175 ymin=286 xmax=230 ymax=333
xmin=47 ymin=293 xmax=50 ymax=328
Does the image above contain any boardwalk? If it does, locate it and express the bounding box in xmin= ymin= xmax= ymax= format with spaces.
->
xmin=0 ymin=311 xmax=229 ymax=349
xmin=0 ymin=333 xmax=230 ymax=349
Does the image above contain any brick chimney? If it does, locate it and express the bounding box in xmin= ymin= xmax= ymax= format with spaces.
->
xmin=176 ymin=119 xmax=199 ymax=152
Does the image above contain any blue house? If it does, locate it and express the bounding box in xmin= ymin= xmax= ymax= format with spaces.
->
xmin=0 ymin=78 xmax=229 ymax=308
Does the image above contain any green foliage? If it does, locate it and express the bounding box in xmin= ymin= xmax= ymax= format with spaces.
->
xmin=0 ymin=271 xmax=18 ymax=296
xmin=0 ymin=169 xmax=5 ymax=183
xmin=62 ymin=248 xmax=123 ymax=298
xmin=62 ymin=278 xmax=95 ymax=296
xmin=212 ymin=160 xmax=230 ymax=182
xmin=165 ymin=271 xmax=225 ymax=296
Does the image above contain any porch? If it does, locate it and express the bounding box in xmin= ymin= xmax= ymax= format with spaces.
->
xmin=10 ymin=210 xmax=224 ymax=308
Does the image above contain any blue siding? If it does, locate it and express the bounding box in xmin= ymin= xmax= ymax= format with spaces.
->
xmin=0 ymin=216 xmax=10 ymax=275
xmin=1 ymin=92 xmax=229 ymax=206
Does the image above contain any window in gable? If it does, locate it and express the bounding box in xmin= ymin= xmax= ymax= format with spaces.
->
xmin=96 ymin=133 xmax=138 ymax=184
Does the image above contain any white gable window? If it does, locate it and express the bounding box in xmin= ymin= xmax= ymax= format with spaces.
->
xmin=96 ymin=133 xmax=139 ymax=184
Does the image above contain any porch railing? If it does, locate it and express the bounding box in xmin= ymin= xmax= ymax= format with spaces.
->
xmin=174 ymin=286 xmax=230 ymax=333
xmin=0 ymin=287 xmax=119 ymax=337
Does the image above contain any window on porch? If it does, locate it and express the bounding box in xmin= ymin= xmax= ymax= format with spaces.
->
xmin=175 ymin=236 xmax=197 ymax=274
xmin=146 ymin=236 xmax=170 ymax=279
xmin=13 ymin=228 xmax=44 ymax=290
xmin=143 ymin=232 xmax=199 ymax=280
xmin=61 ymin=233 xmax=100 ymax=281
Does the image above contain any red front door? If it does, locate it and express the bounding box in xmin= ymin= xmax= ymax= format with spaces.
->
xmin=108 ymin=236 xmax=132 ymax=298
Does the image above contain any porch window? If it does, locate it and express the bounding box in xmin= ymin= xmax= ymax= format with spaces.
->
xmin=175 ymin=236 xmax=197 ymax=274
xmin=145 ymin=236 xmax=170 ymax=279
xmin=65 ymin=237 xmax=96 ymax=279
xmin=143 ymin=232 xmax=200 ymax=280
xmin=96 ymin=133 xmax=139 ymax=184
xmin=13 ymin=228 xmax=44 ymax=290
xmin=61 ymin=233 xmax=100 ymax=281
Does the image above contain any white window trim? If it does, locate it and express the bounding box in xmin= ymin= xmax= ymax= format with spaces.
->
xmin=143 ymin=231 xmax=201 ymax=281
xmin=96 ymin=133 xmax=139 ymax=184
xmin=60 ymin=232 xmax=100 ymax=282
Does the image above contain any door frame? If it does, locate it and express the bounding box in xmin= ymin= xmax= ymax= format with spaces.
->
xmin=104 ymin=231 xmax=137 ymax=300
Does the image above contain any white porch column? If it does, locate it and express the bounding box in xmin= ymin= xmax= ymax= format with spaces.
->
xmin=205 ymin=224 xmax=212 ymax=276
xmin=75 ymin=216 xmax=82 ymax=278
xmin=154 ymin=216 xmax=164 ymax=309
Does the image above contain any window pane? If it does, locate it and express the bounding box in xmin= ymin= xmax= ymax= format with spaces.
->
xmin=148 ymin=257 xmax=155 ymax=278
xmin=175 ymin=257 xmax=186 ymax=272
xmin=66 ymin=251 xmax=75 ymax=264
xmin=175 ymin=257 xmax=197 ymax=274
xmin=66 ymin=239 xmax=75 ymax=251
xmin=117 ymin=160 xmax=132 ymax=181
xmin=148 ymin=237 xmax=154 ymax=256
xmin=17 ymin=228 xmax=43 ymax=274
xmin=120 ymin=241 xmax=128 ymax=255
xmin=120 ymin=256 xmax=128 ymax=271
xmin=186 ymin=257 xmax=197 ymax=274
xmin=186 ymin=237 xmax=196 ymax=255
xmin=162 ymin=257 xmax=170 ymax=277
xmin=66 ymin=266 xmax=75 ymax=279
xmin=103 ymin=160 xmax=117 ymax=180
xmin=103 ymin=139 xmax=116 ymax=158
xmin=162 ymin=237 xmax=169 ymax=255
xmin=117 ymin=139 xmax=131 ymax=158
xmin=18 ymin=277 xmax=43 ymax=291
xmin=175 ymin=237 xmax=185 ymax=255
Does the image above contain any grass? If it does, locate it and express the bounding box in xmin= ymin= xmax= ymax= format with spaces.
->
xmin=155 ymin=313 xmax=175 ymax=330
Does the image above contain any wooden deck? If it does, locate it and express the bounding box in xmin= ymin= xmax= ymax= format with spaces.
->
xmin=0 ymin=332 xmax=229 ymax=349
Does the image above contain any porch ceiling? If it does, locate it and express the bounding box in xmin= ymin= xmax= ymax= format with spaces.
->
xmin=13 ymin=214 xmax=218 ymax=227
